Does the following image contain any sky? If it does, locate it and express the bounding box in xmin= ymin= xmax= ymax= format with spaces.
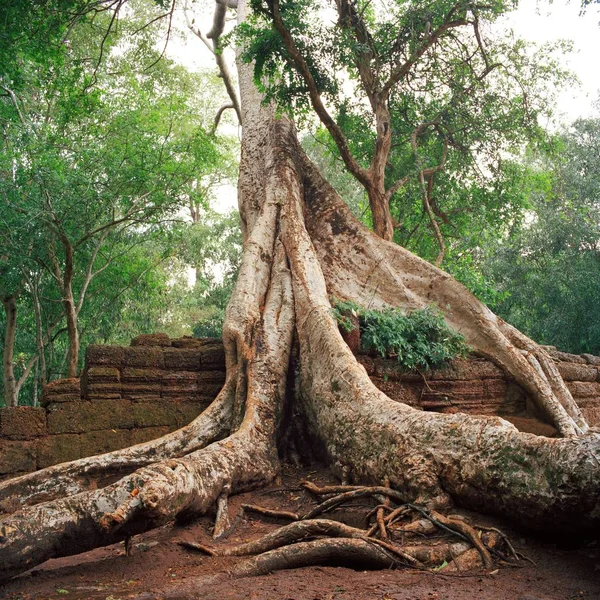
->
xmin=171 ymin=0 xmax=600 ymax=123
xmin=500 ymin=0 xmax=600 ymax=122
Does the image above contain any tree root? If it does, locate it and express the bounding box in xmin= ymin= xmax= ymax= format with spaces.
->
xmin=178 ymin=484 xmax=520 ymax=577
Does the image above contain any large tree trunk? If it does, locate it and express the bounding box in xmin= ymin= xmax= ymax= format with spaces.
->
xmin=0 ymin=0 xmax=599 ymax=583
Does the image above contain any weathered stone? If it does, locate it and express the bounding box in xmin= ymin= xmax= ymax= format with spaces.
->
xmin=581 ymin=407 xmax=600 ymax=426
xmin=0 ymin=439 xmax=37 ymax=474
xmin=86 ymin=367 xmax=121 ymax=383
xmin=125 ymin=347 xmax=165 ymax=369
xmin=36 ymin=434 xmax=81 ymax=469
xmin=47 ymin=400 xmax=134 ymax=434
xmin=86 ymin=345 xmax=126 ymax=367
xmin=566 ymin=381 xmax=600 ymax=398
xmin=356 ymin=355 xmax=375 ymax=375
xmin=130 ymin=426 xmax=170 ymax=446
xmin=80 ymin=429 xmax=131 ymax=456
xmin=425 ymin=358 xmax=505 ymax=381
xmin=171 ymin=337 xmax=203 ymax=348
xmin=199 ymin=342 xmax=226 ymax=370
xmin=581 ymin=353 xmax=600 ymax=366
xmin=41 ymin=378 xmax=81 ymax=406
xmin=164 ymin=348 xmax=202 ymax=371
xmin=121 ymin=368 xmax=164 ymax=383
xmin=0 ymin=407 xmax=47 ymax=440
xmin=197 ymin=370 xmax=226 ymax=385
xmin=132 ymin=401 xmax=178 ymax=428
xmin=131 ymin=333 xmax=172 ymax=347
xmin=121 ymin=383 xmax=162 ymax=397
xmin=175 ymin=401 xmax=208 ymax=426
xmin=370 ymin=378 xmax=421 ymax=406
xmin=87 ymin=382 xmax=122 ymax=396
xmin=556 ymin=362 xmax=598 ymax=382
xmin=197 ymin=384 xmax=224 ymax=401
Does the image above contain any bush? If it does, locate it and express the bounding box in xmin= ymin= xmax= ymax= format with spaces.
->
xmin=192 ymin=309 xmax=225 ymax=339
xmin=332 ymin=300 xmax=469 ymax=370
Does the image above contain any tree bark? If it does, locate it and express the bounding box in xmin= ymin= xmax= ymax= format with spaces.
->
xmin=0 ymin=0 xmax=599 ymax=583
xmin=1 ymin=295 xmax=18 ymax=407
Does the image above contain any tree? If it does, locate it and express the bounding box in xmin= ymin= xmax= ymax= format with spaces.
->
xmin=486 ymin=117 xmax=600 ymax=354
xmin=1 ymin=0 xmax=600 ymax=587
xmin=0 ymin=0 xmax=223 ymax=386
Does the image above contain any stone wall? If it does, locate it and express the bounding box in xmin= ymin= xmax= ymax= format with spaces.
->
xmin=1 ymin=335 xmax=600 ymax=480
xmin=358 ymin=349 xmax=600 ymax=437
xmin=0 ymin=335 xmax=225 ymax=480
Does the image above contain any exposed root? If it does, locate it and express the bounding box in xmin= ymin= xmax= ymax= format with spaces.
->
xmin=213 ymin=484 xmax=232 ymax=539
xmin=241 ymin=503 xmax=300 ymax=521
xmin=178 ymin=485 xmax=520 ymax=577
xmin=230 ymin=538 xmax=399 ymax=576
xmin=0 ymin=387 xmax=234 ymax=513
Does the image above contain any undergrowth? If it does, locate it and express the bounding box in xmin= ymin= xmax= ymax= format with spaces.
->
xmin=332 ymin=299 xmax=469 ymax=370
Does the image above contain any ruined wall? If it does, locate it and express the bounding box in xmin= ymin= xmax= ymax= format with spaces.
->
xmin=0 ymin=335 xmax=225 ymax=480
xmin=358 ymin=349 xmax=600 ymax=437
xmin=1 ymin=336 xmax=600 ymax=480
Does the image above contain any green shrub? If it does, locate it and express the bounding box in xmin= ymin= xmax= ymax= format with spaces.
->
xmin=332 ymin=300 xmax=469 ymax=370
xmin=192 ymin=309 xmax=225 ymax=339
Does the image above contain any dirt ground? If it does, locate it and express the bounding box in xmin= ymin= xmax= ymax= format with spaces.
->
xmin=3 ymin=464 xmax=600 ymax=600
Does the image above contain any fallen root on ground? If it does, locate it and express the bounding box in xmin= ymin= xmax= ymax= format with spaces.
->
xmin=177 ymin=483 xmax=523 ymax=578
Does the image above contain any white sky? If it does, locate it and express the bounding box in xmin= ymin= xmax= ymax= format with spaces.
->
xmin=500 ymin=0 xmax=600 ymax=122
xmin=172 ymin=0 xmax=600 ymax=121
xmin=168 ymin=0 xmax=600 ymax=216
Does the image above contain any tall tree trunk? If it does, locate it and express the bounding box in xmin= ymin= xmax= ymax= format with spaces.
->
xmin=0 ymin=0 xmax=599 ymax=583
xmin=1 ymin=295 xmax=18 ymax=407
xmin=63 ymin=245 xmax=79 ymax=379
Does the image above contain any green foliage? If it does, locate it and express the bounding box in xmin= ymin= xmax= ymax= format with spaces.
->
xmin=483 ymin=117 xmax=600 ymax=354
xmin=332 ymin=300 xmax=469 ymax=370
xmin=0 ymin=0 xmax=238 ymax=404
xmin=193 ymin=309 xmax=226 ymax=339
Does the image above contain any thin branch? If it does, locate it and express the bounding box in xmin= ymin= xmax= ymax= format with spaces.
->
xmin=270 ymin=0 xmax=370 ymax=188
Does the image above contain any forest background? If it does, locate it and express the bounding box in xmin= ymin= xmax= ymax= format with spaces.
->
xmin=1 ymin=0 xmax=599 ymax=408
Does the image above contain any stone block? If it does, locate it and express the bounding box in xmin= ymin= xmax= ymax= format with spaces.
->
xmin=130 ymin=426 xmax=170 ymax=446
xmin=36 ymin=434 xmax=81 ymax=468
xmin=121 ymin=383 xmax=162 ymax=397
xmin=197 ymin=384 xmax=224 ymax=401
xmin=132 ymin=401 xmax=178 ymax=428
xmin=582 ymin=407 xmax=600 ymax=426
xmin=197 ymin=370 xmax=226 ymax=385
xmin=125 ymin=347 xmax=165 ymax=369
xmin=131 ymin=333 xmax=172 ymax=347
xmin=86 ymin=345 xmax=126 ymax=368
xmin=164 ymin=348 xmax=202 ymax=371
xmin=47 ymin=399 xmax=134 ymax=434
xmin=86 ymin=367 xmax=121 ymax=383
xmin=121 ymin=368 xmax=164 ymax=383
xmin=162 ymin=371 xmax=198 ymax=398
xmin=41 ymin=378 xmax=81 ymax=406
xmin=566 ymin=381 xmax=600 ymax=398
xmin=79 ymin=429 xmax=131 ymax=457
xmin=0 ymin=439 xmax=37 ymax=474
xmin=0 ymin=407 xmax=47 ymax=440
xmin=581 ymin=353 xmax=600 ymax=366
xmin=171 ymin=337 xmax=203 ymax=348
xmin=556 ymin=362 xmax=598 ymax=382
xmin=199 ymin=342 xmax=226 ymax=370
xmin=176 ymin=401 xmax=209 ymax=426
xmin=425 ymin=358 xmax=505 ymax=381
xmin=370 ymin=378 xmax=421 ymax=406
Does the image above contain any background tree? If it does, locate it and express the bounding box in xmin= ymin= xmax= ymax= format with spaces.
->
xmin=484 ymin=117 xmax=600 ymax=354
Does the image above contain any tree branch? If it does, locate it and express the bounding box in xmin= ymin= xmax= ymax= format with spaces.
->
xmin=270 ymin=0 xmax=371 ymax=188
